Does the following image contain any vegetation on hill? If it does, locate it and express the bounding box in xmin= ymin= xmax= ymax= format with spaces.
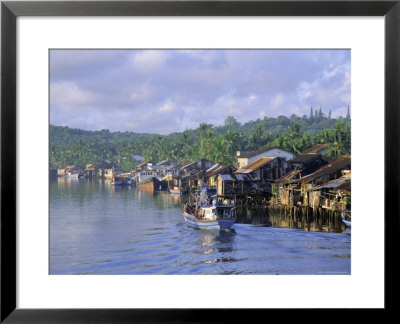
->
xmin=50 ymin=111 xmax=351 ymax=171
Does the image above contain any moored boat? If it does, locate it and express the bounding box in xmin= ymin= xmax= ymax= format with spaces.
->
xmin=341 ymin=210 xmax=351 ymax=228
xmin=169 ymin=186 xmax=186 ymax=195
xmin=138 ymin=176 xmax=168 ymax=191
xmin=66 ymin=171 xmax=81 ymax=178
xmin=183 ymin=195 xmax=236 ymax=230
xmin=111 ymin=176 xmax=134 ymax=186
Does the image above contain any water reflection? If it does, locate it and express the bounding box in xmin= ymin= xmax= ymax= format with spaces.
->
xmin=236 ymin=205 xmax=346 ymax=233
xmin=50 ymin=178 xmax=350 ymax=275
xmin=196 ymin=228 xmax=235 ymax=250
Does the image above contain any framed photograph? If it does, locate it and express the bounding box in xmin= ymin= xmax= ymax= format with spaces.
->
xmin=1 ymin=0 xmax=398 ymax=321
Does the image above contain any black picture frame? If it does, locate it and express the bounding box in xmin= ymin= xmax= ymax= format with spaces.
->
xmin=1 ymin=0 xmax=399 ymax=322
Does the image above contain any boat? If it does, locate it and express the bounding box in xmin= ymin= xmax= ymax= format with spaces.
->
xmin=137 ymin=176 xmax=168 ymax=191
xmin=183 ymin=194 xmax=236 ymax=230
xmin=66 ymin=171 xmax=81 ymax=178
xmin=169 ymin=186 xmax=186 ymax=195
xmin=111 ymin=176 xmax=134 ymax=186
xmin=341 ymin=210 xmax=351 ymax=228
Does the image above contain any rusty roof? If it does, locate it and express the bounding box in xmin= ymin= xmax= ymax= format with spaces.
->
xmin=277 ymin=169 xmax=302 ymax=184
xmin=234 ymin=157 xmax=277 ymax=173
xmin=308 ymin=177 xmax=351 ymax=191
xmin=302 ymin=143 xmax=330 ymax=154
xmin=295 ymin=156 xmax=351 ymax=184
xmin=205 ymin=165 xmax=236 ymax=177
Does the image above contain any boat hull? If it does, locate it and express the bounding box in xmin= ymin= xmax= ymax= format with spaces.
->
xmin=183 ymin=212 xmax=234 ymax=230
xmin=138 ymin=177 xmax=168 ymax=191
xmin=341 ymin=212 xmax=351 ymax=228
xmin=169 ymin=188 xmax=186 ymax=195
xmin=66 ymin=173 xmax=80 ymax=178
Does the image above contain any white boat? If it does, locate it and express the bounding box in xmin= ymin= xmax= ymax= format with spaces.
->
xmin=169 ymin=186 xmax=186 ymax=195
xmin=66 ymin=172 xmax=81 ymax=178
xmin=341 ymin=210 xmax=351 ymax=228
xmin=183 ymin=195 xmax=236 ymax=230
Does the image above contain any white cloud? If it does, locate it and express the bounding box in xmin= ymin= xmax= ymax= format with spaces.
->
xmin=131 ymin=50 xmax=167 ymax=72
xmin=158 ymin=101 xmax=175 ymax=113
xmin=50 ymin=82 xmax=98 ymax=109
xmin=270 ymin=94 xmax=284 ymax=110
xmin=50 ymin=49 xmax=351 ymax=133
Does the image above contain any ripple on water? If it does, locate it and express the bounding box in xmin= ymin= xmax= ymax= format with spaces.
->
xmin=50 ymin=181 xmax=350 ymax=275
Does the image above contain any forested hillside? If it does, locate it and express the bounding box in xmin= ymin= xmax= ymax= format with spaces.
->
xmin=50 ymin=111 xmax=351 ymax=171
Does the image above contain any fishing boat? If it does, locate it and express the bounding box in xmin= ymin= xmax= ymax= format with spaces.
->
xmin=183 ymin=194 xmax=236 ymax=230
xmin=169 ymin=186 xmax=186 ymax=195
xmin=341 ymin=210 xmax=351 ymax=228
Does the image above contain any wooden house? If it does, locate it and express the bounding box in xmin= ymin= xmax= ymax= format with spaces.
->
xmin=216 ymin=173 xmax=255 ymax=196
xmin=273 ymin=170 xmax=303 ymax=206
xmin=306 ymin=176 xmax=351 ymax=209
xmin=136 ymin=161 xmax=154 ymax=171
xmin=162 ymin=163 xmax=181 ymax=178
xmin=294 ymin=156 xmax=351 ymax=206
xmin=104 ymin=167 xmax=116 ymax=179
xmin=57 ymin=165 xmax=83 ymax=176
xmin=234 ymin=157 xmax=290 ymax=181
xmin=57 ymin=165 xmax=73 ymax=176
xmin=178 ymin=159 xmax=216 ymax=189
xmin=289 ymin=153 xmax=330 ymax=176
xmin=236 ymin=147 xmax=295 ymax=168
xmin=86 ymin=161 xmax=116 ymax=178
xmin=179 ymin=159 xmax=215 ymax=175
xmin=204 ymin=165 xmax=237 ymax=187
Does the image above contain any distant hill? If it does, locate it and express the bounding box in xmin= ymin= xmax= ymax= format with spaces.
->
xmin=50 ymin=113 xmax=350 ymax=170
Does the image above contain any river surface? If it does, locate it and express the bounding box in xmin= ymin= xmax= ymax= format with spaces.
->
xmin=50 ymin=177 xmax=351 ymax=275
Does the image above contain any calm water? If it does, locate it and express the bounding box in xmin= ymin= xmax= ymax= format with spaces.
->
xmin=50 ymin=178 xmax=351 ymax=275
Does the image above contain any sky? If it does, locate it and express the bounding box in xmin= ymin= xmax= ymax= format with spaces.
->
xmin=50 ymin=49 xmax=350 ymax=135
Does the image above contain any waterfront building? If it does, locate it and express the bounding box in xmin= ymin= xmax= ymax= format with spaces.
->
xmin=86 ymin=161 xmax=117 ymax=178
xmin=57 ymin=164 xmax=84 ymax=176
xmin=179 ymin=159 xmax=216 ymax=189
xmin=216 ymin=173 xmax=255 ymax=196
xmin=204 ymin=165 xmax=237 ymax=187
xmin=234 ymin=156 xmax=290 ymax=181
xmin=236 ymin=147 xmax=295 ymax=168
xmin=289 ymin=153 xmax=330 ymax=176
xmin=277 ymin=156 xmax=351 ymax=208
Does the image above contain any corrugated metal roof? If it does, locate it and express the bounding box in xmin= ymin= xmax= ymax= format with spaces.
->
xmin=234 ymin=168 xmax=253 ymax=174
xmin=302 ymin=143 xmax=330 ymax=154
xmin=278 ymin=169 xmax=302 ymax=184
xmin=236 ymin=156 xmax=277 ymax=172
xmin=218 ymin=173 xmax=254 ymax=181
xmin=234 ymin=174 xmax=245 ymax=181
xmin=238 ymin=147 xmax=293 ymax=158
xmin=295 ymin=156 xmax=351 ymax=184
xmin=219 ymin=174 xmax=234 ymax=181
xmin=290 ymin=154 xmax=322 ymax=163
xmin=308 ymin=177 xmax=351 ymax=191
xmin=205 ymin=163 xmax=221 ymax=173
xmin=205 ymin=165 xmax=233 ymax=177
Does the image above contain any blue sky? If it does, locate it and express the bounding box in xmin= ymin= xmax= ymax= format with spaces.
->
xmin=50 ymin=49 xmax=350 ymax=134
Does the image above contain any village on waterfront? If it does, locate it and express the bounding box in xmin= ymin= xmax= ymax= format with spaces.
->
xmin=51 ymin=112 xmax=351 ymax=233
xmin=49 ymin=49 xmax=352 ymax=274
